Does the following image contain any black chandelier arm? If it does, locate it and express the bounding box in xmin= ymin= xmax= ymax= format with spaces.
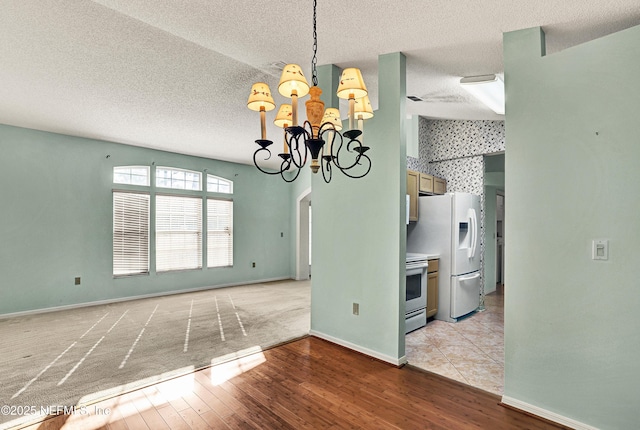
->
xmin=321 ymin=154 xmax=333 ymax=183
xmin=331 ymin=133 xmax=364 ymax=172
xmin=336 ymin=151 xmax=372 ymax=179
xmin=317 ymin=123 xmax=342 ymax=161
xmin=277 ymin=153 xmax=302 ymax=183
xmin=286 ymin=123 xmax=312 ymax=169
xmin=287 ymin=136 xmax=305 ymax=169
xmin=318 ymin=122 xmax=339 ymax=137
xmin=253 ymin=138 xmax=311 ymax=182
xmin=316 ymin=124 xmax=373 ymax=180
xmin=345 ymin=136 xmax=364 ymax=153
xmin=281 ymin=165 xmax=303 ymax=183
xmin=253 ymin=144 xmax=286 ymax=176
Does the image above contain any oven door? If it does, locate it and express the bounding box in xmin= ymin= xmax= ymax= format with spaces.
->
xmin=406 ymin=266 xmax=427 ymax=314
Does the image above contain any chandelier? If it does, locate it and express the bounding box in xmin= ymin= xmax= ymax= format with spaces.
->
xmin=246 ymin=0 xmax=374 ymax=183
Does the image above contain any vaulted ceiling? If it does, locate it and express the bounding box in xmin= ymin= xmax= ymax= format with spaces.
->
xmin=1 ymin=1 xmax=638 ymax=166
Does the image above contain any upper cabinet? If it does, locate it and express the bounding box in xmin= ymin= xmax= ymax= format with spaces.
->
xmin=419 ymin=173 xmax=434 ymax=194
xmin=407 ymin=170 xmax=447 ymax=222
xmin=407 ymin=170 xmax=419 ymax=222
xmin=434 ymin=176 xmax=447 ymax=195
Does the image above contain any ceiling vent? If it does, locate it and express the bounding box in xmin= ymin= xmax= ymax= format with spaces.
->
xmin=271 ymin=61 xmax=288 ymax=71
xmin=260 ymin=61 xmax=290 ymax=78
xmin=407 ymin=96 xmax=423 ymax=102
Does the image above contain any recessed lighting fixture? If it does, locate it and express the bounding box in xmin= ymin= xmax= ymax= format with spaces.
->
xmin=407 ymin=95 xmax=423 ymax=102
xmin=460 ymin=74 xmax=505 ymax=115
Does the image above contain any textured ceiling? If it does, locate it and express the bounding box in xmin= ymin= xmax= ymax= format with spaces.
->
xmin=0 ymin=0 xmax=639 ymax=167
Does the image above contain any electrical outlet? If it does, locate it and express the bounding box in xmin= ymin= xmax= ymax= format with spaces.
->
xmin=281 ymin=232 xmax=284 ymax=237
xmin=352 ymin=303 xmax=359 ymax=315
xmin=252 ymin=262 xmax=256 ymax=268
xmin=75 ymin=277 xmax=81 ymax=285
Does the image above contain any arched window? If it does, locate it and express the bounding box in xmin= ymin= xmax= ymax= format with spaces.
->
xmin=112 ymin=165 xmax=234 ymax=275
xmin=207 ymin=174 xmax=233 ymax=194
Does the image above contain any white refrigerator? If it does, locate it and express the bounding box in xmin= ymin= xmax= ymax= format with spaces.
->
xmin=407 ymin=192 xmax=481 ymax=322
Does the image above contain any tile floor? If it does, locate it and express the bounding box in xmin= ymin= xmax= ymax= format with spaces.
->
xmin=405 ymin=284 xmax=504 ymax=395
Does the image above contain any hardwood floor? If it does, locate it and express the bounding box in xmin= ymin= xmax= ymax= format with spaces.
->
xmin=21 ymin=336 xmax=564 ymax=430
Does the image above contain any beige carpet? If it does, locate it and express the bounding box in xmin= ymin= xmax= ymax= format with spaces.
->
xmin=0 ymin=280 xmax=310 ymax=429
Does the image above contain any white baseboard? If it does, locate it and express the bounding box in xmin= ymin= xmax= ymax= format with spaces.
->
xmin=501 ymin=395 xmax=599 ymax=430
xmin=309 ymin=330 xmax=407 ymax=367
xmin=0 ymin=276 xmax=292 ymax=319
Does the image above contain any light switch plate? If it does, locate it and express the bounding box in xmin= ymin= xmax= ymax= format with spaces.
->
xmin=592 ymin=239 xmax=609 ymax=260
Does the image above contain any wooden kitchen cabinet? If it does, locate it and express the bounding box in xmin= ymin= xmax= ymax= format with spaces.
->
xmin=427 ymin=259 xmax=439 ymax=318
xmin=407 ymin=170 xmax=419 ymax=222
xmin=419 ymin=173 xmax=434 ymax=194
xmin=407 ymin=170 xmax=448 ymax=221
xmin=434 ymin=176 xmax=447 ymax=195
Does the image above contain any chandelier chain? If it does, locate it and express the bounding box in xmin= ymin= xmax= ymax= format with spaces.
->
xmin=311 ymin=0 xmax=318 ymax=87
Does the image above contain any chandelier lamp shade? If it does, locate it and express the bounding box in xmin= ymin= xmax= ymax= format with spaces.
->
xmin=353 ymin=95 xmax=374 ymax=148
xmin=247 ymin=83 xmax=276 ymax=141
xmin=247 ymin=0 xmax=373 ymax=183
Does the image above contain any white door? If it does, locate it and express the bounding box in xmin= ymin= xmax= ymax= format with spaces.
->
xmin=451 ymin=193 xmax=480 ymax=275
xmin=451 ymin=271 xmax=481 ymax=319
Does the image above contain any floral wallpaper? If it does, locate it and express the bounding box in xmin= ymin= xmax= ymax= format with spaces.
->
xmin=429 ymin=157 xmax=484 ymax=195
xmin=422 ymin=120 xmax=505 ymax=163
xmin=410 ymin=119 xmax=505 ymax=304
xmin=406 ymin=156 xmax=422 ymax=172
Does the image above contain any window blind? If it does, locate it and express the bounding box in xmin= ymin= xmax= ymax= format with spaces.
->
xmin=156 ymin=195 xmax=202 ymax=272
xmin=113 ymin=192 xmax=150 ymax=276
xmin=207 ymin=199 xmax=233 ymax=268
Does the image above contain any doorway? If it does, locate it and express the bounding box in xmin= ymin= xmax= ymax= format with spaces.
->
xmin=483 ymin=153 xmax=505 ymax=295
xmin=405 ymin=153 xmax=505 ymax=395
xmin=296 ymin=188 xmax=312 ymax=280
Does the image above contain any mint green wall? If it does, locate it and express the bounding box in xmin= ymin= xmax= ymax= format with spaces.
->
xmin=484 ymin=172 xmax=505 ymax=186
xmin=485 ymin=153 xmax=505 ymax=174
xmin=0 ymin=124 xmax=292 ymax=315
xmin=311 ymin=53 xmax=407 ymax=360
xmin=504 ymin=26 xmax=640 ymax=428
